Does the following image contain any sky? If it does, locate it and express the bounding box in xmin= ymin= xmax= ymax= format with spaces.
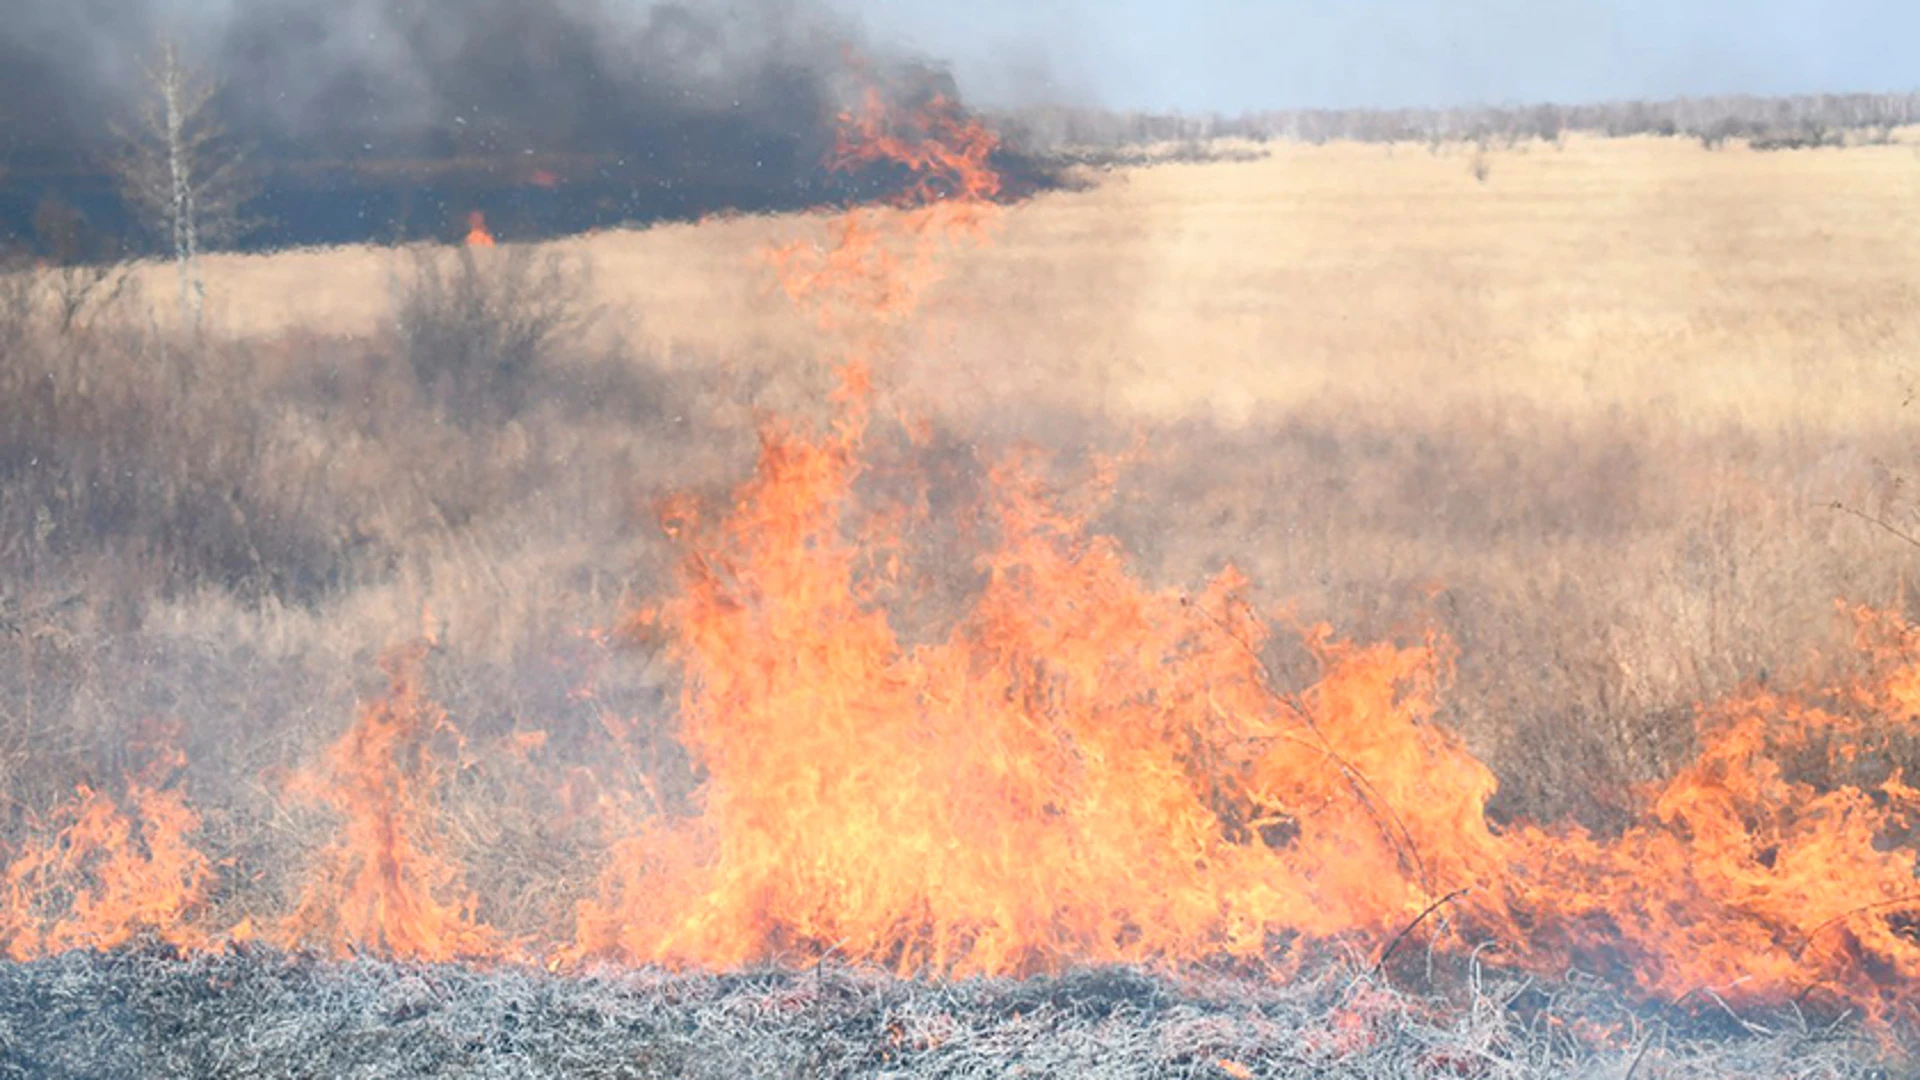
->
xmin=840 ymin=0 xmax=1912 ymax=113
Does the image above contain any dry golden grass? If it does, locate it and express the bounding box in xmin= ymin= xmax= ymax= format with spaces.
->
xmin=176 ymin=133 xmax=1920 ymax=433
xmin=8 ymin=131 xmax=1920 ymax=901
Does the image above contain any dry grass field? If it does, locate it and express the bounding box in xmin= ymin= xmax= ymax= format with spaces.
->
xmin=6 ymin=129 xmax=1920 ymax=931
xmin=186 ymin=133 xmax=1920 ymax=429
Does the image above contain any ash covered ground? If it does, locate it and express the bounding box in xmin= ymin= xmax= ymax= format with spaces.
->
xmin=0 ymin=949 xmax=1901 ymax=1079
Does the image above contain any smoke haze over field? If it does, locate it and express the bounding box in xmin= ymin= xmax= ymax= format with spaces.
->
xmin=2 ymin=0 xmax=922 ymax=164
xmin=1 ymin=0 xmax=1907 ymax=252
xmin=0 ymin=0 xmax=1038 ymax=249
xmin=3 ymin=0 xmax=1912 ymax=170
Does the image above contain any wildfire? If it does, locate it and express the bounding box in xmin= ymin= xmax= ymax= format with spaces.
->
xmin=1499 ymin=606 xmax=1920 ymax=1023
xmin=464 ymin=210 xmax=497 ymax=248
xmin=274 ymin=642 xmax=499 ymax=962
xmin=2 ymin=82 xmax=1917 ymax=1042
xmin=0 ymin=748 xmax=212 ymax=960
xmin=564 ymin=86 xmax=1920 ymax=1024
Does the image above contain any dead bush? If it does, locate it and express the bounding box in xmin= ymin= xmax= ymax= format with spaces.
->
xmin=1750 ymin=125 xmax=1845 ymax=152
xmin=394 ymin=244 xmax=594 ymax=426
xmin=30 ymin=196 xmax=135 ymax=333
xmin=0 ymin=320 xmax=357 ymax=610
xmin=0 ymin=260 xmax=34 ymax=353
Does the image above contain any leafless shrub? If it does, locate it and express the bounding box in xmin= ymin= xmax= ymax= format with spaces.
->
xmin=394 ymin=244 xmax=595 ymax=426
xmin=1696 ymin=117 xmax=1749 ymax=150
xmin=1470 ymin=148 xmax=1492 ymax=184
xmin=29 ymin=196 xmax=135 ymax=334
xmin=0 ymin=258 xmax=34 ymax=353
xmin=1750 ymin=125 xmax=1846 ymax=152
xmin=0 ymin=319 xmax=352 ymax=610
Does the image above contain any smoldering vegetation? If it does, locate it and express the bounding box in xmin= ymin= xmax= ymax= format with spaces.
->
xmin=0 ymin=0 xmax=1055 ymax=253
xmin=0 ymin=948 xmax=1898 ymax=1079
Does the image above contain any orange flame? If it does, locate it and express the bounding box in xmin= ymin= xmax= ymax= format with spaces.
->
xmin=0 ymin=749 xmax=212 ymax=959
xmin=464 ymin=210 xmax=497 ymax=248
xmin=276 ymin=642 xmax=500 ymax=961
xmin=572 ymin=88 xmax=1512 ymax=976
xmin=1497 ymin=605 xmax=1920 ymax=1024
xmin=576 ymin=447 xmax=1509 ymax=974
xmin=566 ymin=85 xmax=1920 ymax=1029
xmin=768 ymin=93 xmax=998 ymax=333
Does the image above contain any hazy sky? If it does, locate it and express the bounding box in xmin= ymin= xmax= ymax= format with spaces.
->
xmin=843 ymin=0 xmax=1911 ymax=112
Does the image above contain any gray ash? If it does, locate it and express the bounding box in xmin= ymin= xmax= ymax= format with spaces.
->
xmin=0 ymin=947 xmax=1898 ymax=1079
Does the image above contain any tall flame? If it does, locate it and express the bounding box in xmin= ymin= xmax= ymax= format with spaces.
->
xmin=576 ymin=88 xmax=1009 ymax=969
xmin=275 ymin=642 xmax=499 ymax=961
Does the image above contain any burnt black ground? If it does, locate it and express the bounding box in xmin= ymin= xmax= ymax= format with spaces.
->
xmin=0 ymin=948 xmax=1905 ymax=1079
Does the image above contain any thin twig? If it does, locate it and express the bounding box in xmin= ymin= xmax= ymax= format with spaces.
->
xmin=1371 ymin=888 xmax=1470 ymax=974
xmin=1622 ymin=1020 xmax=1663 ymax=1080
xmin=1830 ymin=501 xmax=1920 ymax=551
xmin=1691 ymin=985 xmax=1773 ymax=1037
xmin=1190 ymin=595 xmax=1436 ymax=897
xmin=1622 ymin=1040 xmax=1651 ymax=1080
xmin=1797 ymin=891 xmax=1920 ymax=958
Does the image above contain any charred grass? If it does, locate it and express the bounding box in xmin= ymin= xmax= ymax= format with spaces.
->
xmin=0 ymin=947 xmax=1898 ymax=1079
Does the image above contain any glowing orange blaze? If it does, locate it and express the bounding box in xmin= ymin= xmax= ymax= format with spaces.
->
xmin=568 ymin=86 xmax=1920 ymax=1027
xmin=576 ymin=439 xmax=1508 ymax=974
xmin=0 ymin=750 xmax=212 ymax=960
xmin=1498 ymin=606 xmax=1920 ymax=1024
xmin=465 ymin=211 xmax=497 ymax=248
xmin=275 ymin=642 xmax=500 ymax=962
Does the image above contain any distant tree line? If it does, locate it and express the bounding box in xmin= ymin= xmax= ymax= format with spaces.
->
xmin=993 ymin=92 xmax=1920 ymax=153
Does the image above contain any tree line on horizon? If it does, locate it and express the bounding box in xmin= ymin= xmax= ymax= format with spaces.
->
xmin=995 ymin=90 xmax=1920 ymax=152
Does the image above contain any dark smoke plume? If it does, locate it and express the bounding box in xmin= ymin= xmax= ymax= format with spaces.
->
xmin=0 ymin=0 xmax=1051 ymax=253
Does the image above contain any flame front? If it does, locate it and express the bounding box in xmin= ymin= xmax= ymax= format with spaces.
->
xmin=566 ymin=89 xmax=1920 ymax=1021
xmin=575 ymin=458 xmax=1509 ymax=973
xmin=1 ymin=749 xmax=211 ymax=959
xmin=2 ymin=87 xmax=1916 ymax=1038
xmin=1500 ymin=606 xmax=1920 ymax=1022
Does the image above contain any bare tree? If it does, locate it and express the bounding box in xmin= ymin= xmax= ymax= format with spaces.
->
xmin=110 ymin=39 xmax=255 ymax=330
